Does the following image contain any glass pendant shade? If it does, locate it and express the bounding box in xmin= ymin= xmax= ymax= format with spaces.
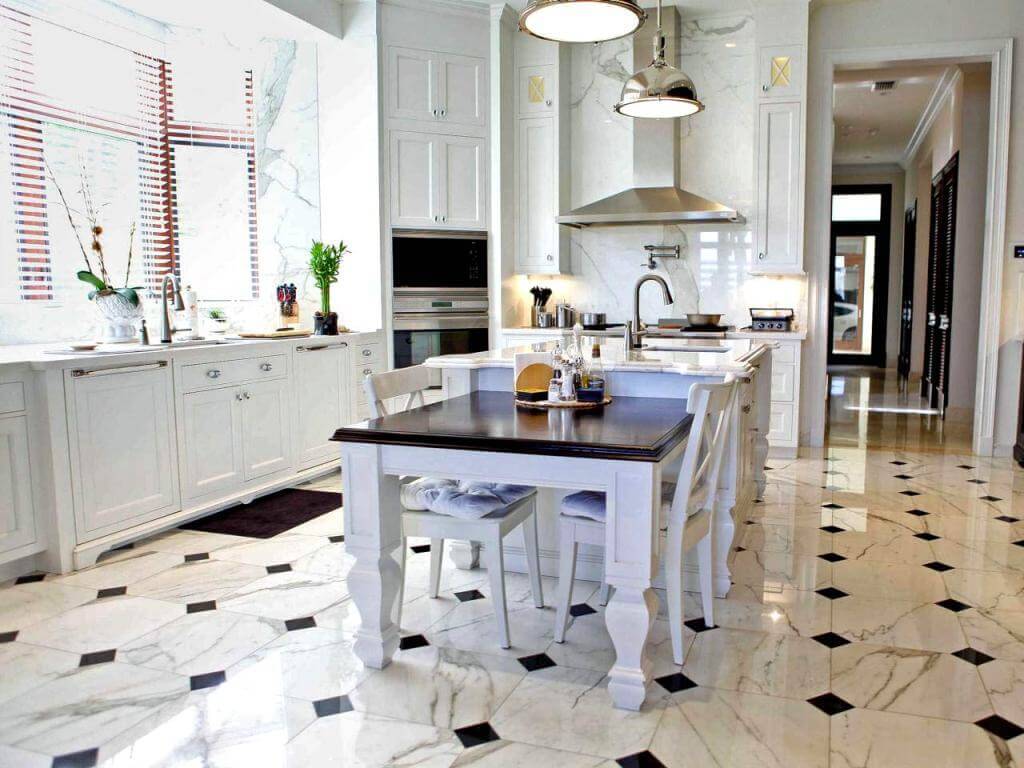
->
xmin=518 ymin=0 xmax=645 ymax=44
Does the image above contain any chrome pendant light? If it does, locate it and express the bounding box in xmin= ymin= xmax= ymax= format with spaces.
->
xmin=519 ymin=0 xmax=645 ymax=44
xmin=614 ymin=0 xmax=704 ymax=118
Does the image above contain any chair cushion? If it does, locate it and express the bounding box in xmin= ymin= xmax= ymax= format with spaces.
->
xmin=401 ymin=477 xmax=535 ymax=520
xmin=561 ymin=481 xmax=680 ymax=525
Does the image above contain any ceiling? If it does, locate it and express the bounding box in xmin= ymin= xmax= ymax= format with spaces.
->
xmin=832 ymin=64 xmax=948 ymax=166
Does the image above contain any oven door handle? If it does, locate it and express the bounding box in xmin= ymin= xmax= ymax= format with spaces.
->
xmin=393 ymin=313 xmax=490 ymax=331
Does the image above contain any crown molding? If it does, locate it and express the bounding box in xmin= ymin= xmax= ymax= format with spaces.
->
xmin=380 ymin=0 xmax=490 ymax=19
xmin=901 ymin=66 xmax=961 ymax=170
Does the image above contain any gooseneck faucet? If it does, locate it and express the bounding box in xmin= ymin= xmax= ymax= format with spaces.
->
xmin=159 ymin=273 xmax=185 ymax=344
xmin=629 ymin=273 xmax=673 ymax=349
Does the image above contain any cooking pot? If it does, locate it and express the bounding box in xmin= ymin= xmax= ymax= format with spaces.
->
xmin=580 ymin=312 xmax=607 ymax=328
xmin=686 ymin=313 xmax=723 ymax=327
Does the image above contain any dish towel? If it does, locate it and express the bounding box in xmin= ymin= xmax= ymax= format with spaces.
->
xmin=401 ymin=477 xmax=535 ymax=520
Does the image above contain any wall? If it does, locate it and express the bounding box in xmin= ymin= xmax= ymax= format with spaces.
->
xmin=830 ymin=163 xmax=906 ymax=367
xmin=805 ymin=0 xmax=1023 ymax=453
xmin=505 ymin=9 xmax=807 ymax=331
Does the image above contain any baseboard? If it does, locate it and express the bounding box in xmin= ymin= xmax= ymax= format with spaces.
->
xmin=768 ymin=446 xmax=798 ymax=459
xmin=0 ymin=552 xmax=46 ymax=583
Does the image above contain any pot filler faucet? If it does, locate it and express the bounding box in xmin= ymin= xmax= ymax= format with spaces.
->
xmin=626 ymin=273 xmax=673 ymax=350
xmin=160 ymin=273 xmax=185 ymax=344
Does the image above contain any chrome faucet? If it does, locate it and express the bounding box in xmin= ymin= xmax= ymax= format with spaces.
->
xmin=159 ymin=273 xmax=185 ymax=344
xmin=629 ymin=273 xmax=673 ymax=349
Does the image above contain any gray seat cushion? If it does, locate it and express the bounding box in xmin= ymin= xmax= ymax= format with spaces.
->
xmin=402 ymin=477 xmax=535 ymax=520
xmin=561 ymin=481 xmax=679 ymax=524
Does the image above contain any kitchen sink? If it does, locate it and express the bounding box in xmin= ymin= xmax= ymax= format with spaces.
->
xmin=641 ymin=345 xmax=730 ymax=354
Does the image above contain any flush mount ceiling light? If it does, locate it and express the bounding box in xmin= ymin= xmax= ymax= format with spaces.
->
xmin=519 ymin=0 xmax=645 ymax=44
xmin=614 ymin=0 xmax=704 ymax=119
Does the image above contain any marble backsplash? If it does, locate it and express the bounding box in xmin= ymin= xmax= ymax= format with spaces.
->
xmin=523 ymin=12 xmax=807 ymax=331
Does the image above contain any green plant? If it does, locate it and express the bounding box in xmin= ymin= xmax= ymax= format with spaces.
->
xmin=207 ymin=307 xmax=226 ymax=320
xmin=309 ymin=240 xmax=347 ymax=315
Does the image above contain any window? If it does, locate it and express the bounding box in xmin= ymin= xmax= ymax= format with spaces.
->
xmin=0 ymin=3 xmax=259 ymax=304
xmin=832 ymin=193 xmax=882 ymax=222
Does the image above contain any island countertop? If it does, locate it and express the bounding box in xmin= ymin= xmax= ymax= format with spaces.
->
xmin=424 ymin=338 xmax=771 ymax=378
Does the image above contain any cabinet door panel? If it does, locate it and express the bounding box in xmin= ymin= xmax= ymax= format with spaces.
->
xmin=759 ymin=46 xmax=804 ymax=101
xmin=517 ymin=65 xmax=555 ymax=118
xmin=441 ymin=135 xmax=485 ymax=229
xmin=440 ymin=54 xmax=485 ymax=126
xmin=72 ymin=367 xmax=178 ymax=536
xmin=390 ymin=131 xmax=439 ymax=227
xmin=183 ymin=387 xmax=243 ymax=500
xmin=516 ymin=118 xmax=555 ymax=271
xmin=242 ymin=379 xmax=291 ymax=482
xmin=388 ymin=46 xmax=436 ymax=122
xmin=0 ymin=415 xmax=35 ymax=553
xmin=755 ymin=102 xmax=801 ymax=272
xmin=295 ymin=346 xmax=350 ymax=469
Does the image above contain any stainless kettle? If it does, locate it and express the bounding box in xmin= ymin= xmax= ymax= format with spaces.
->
xmin=556 ymin=303 xmax=576 ymax=328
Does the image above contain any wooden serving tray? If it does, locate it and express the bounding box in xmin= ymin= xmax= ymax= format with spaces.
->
xmin=515 ymin=396 xmax=612 ymax=410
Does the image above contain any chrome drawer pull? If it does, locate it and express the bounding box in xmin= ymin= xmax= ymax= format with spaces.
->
xmin=207 ymin=369 xmax=221 ymax=379
xmin=361 ymin=348 xmax=372 ymax=357
xmin=260 ymin=362 xmax=273 ymax=372
xmin=363 ymin=368 xmax=373 ymax=375
xmin=72 ymin=361 xmax=168 ymax=378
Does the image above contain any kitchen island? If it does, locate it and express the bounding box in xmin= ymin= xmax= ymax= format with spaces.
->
xmin=333 ymin=338 xmax=773 ymax=710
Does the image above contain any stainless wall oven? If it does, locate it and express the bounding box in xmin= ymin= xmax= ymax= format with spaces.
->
xmin=392 ymin=231 xmax=490 ymax=369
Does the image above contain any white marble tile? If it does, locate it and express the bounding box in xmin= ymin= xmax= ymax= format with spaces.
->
xmin=943 ymin=569 xmax=1024 ymax=612
xmin=830 ymin=708 xmax=1014 ymax=768
xmin=291 ymin=540 xmax=355 ymax=579
xmin=687 ymin=587 xmax=832 ymax=638
xmin=0 ymin=662 xmax=188 ymax=757
xmin=650 ymin=687 xmax=830 ymax=768
xmin=546 ymin=611 xmax=686 ymax=678
xmin=681 ymin=627 xmax=830 ymax=700
xmin=958 ymin=607 xmax=1024 ymax=661
xmin=450 ymin=740 xmax=612 ymax=767
xmin=119 ymin=609 xmax=286 ymax=676
xmin=0 ymin=642 xmax=80 ymax=705
xmin=830 ymin=531 xmax=935 ymax=565
xmin=209 ymin=534 xmax=327 ymax=567
xmin=489 ymin=665 xmax=667 ymax=759
xmin=348 ymin=643 xmax=525 ymax=730
xmin=129 ymin=559 xmax=267 ymax=604
xmin=831 ymin=596 xmax=968 ymax=653
xmin=930 ymin=537 xmax=1024 ymax=573
xmin=217 ymin=570 xmax=349 ymax=621
xmin=729 ymin=549 xmax=832 ymax=591
xmin=285 ymin=712 xmax=461 ymax=768
xmin=831 ymin=643 xmax=991 ymax=722
xmin=57 ymin=550 xmax=184 ymax=590
xmin=979 ymin=658 xmax=1024 ymax=727
xmin=17 ymin=595 xmax=183 ymax=654
xmin=287 ymin=506 xmax=343 ymax=537
xmin=738 ymin=521 xmax=828 ymax=555
xmin=140 ymin=529 xmax=255 ymax=556
xmin=0 ymin=581 xmax=96 ymax=634
xmin=830 ymin=561 xmax=949 ymax=602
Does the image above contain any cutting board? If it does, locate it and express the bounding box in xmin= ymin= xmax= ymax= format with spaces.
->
xmin=237 ymin=328 xmax=312 ymax=339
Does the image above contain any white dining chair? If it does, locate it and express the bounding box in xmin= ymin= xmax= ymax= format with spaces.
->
xmin=363 ymin=365 xmax=544 ymax=649
xmin=553 ymin=379 xmax=738 ymax=664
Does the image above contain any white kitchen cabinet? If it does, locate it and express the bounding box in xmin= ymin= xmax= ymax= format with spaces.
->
xmin=68 ymin=363 xmax=179 ymax=539
xmin=387 ymin=46 xmax=485 ymax=129
xmin=758 ymin=45 xmax=804 ymax=101
xmin=753 ymin=101 xmax=803 ymax=275
xmin=516 ymin=118 xmax=557 ymax=273
xmin=295 ymin=343 xmax=352 ymax=470
xmin=0 ymin=415 xmax=36 ymax=555
xmin=517 ymin=64 xmax=554 ymax=118
xmin=182 ymin=386 xmax=244 ymax=500
xmin=439 ymin=53 xmax=486 ymax=127
xmin=388 ymin=46 xmax=437 ymax=122
xmin=241 ymin=379 xmax=291 ymax=482
xmin=767 ymin=339 xmax=801 ymax=456
xmin=390 ymin=131 xmax=485 ymax=230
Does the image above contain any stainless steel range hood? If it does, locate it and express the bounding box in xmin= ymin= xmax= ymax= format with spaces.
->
xmin=557 ymin=6 xmax=743 ymax=229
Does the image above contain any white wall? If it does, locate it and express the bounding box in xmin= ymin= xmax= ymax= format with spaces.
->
xmin=830 ymin=163 xmax=906 ymax=367
xmin=805 ymin=0 xmax=1023 ymax=453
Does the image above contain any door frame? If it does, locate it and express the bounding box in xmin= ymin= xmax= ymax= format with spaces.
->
xmin=805 ymin=38 xmax=1013 ymax=456
xmin=826 ymin=183 xmax=892 ymax=367
xmin=897 ymin=201 xmax=917 ymax=384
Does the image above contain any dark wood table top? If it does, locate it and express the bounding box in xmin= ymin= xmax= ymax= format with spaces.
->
xmin=331 ymin=391 xmax=692 ymax=462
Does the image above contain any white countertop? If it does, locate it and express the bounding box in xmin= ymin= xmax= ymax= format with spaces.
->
xmin=426 ymin=338 xmax=769 ymax=378
xmin=503 ymin=326 xmax=807 ymax=341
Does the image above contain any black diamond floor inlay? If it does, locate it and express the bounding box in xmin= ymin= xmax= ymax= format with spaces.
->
xmin=975 ymin=714 xmax=1024 ymax=741
xmin=184 ymin=552 xmax=210 ymax=562
xmin=79 ymin=649 xmax=116 ymax=667
xmin=936 ymin=598 xmax=971 ymax=613
xmin=890 ymin=460 xmax=907 ymax=466
xmin=190 ymin=670 xmax=227 ymax=691
xmin=1014 ymin=540 xmax=1024 ymax=549
xmin=967 ymin=479 xmax=986 ymax=484
xmin=900 ymin=490 xmax=921 ymax=497
xmin=914 ymin=532 xmax=940 ymax=541
xmin=617 ymin=751 xmax=667 ymax=768
xmin=812 ymin=632 xmax=851 ymax=649
xmin=454 ymin=589 xmax=486 ymax=602
xmin=952 ymin=647 xmax=995 ymax=666
xmin=52 ymin=747 xmax=99 ymax=768
xmin=906 ymin=508 xmax=930 ymax=517
xmin=453 ymin=721 xmax=500 ymax=748
xmin=821 ymin=503 xmax=843 ymax=510
xmin=517 ymin=652 xmax=556 ymax=672
xmin=818 ymin=552 xmax=847 ymax=563
xmin=981 ymin=496 xmax=1004 ymax=503
xmin=187 ymin=600 xmax=217 ymax=614
xmin=399 ymin=633 xmax=430 ymax=651
xmin=410 ymin=544 xmax=431 ymax=554
xmin=995 ymin=515 xmax=1020 ymax=523
xmin=807 ymin=692 xmax=855 ymax=716
xmin=285 ymin=616 xmax=317 ymax=632
xmin=96 ymin=586 xmax=126 ymax=599
xmin=894 ymin=474 xmax=913 ymax=480
xmin=655 ymin=672 xmax=698 ymax=693
xmin=958 ymin=464 xmax=976 ymax=470
xmin=816 ymin=587 xmax=849 ymax=601
xmin=820 ymin=525 xmax=846 ymax=534
xmin=570 ymin=603 xmax=598 ymax=618
xmin=0 ymin=631 xmax=17 ymax=643
xmin=266 ymin=563 xmax=292 ymax=574
xmin=313 ymin=694 xmax=354 ymax=717
xmin=923 ymin=561 xmax=954 ymax=572
xmin=328 ymin=535 xmax=345 ymax=543
xmin=15 ymin=573 xmax=45 ymax=584
xmin=684 ymin=617 xmax=716 ymax=633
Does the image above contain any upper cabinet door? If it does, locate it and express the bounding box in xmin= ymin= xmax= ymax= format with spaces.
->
xmin=517 ymin=65 xmax=555 ymax=118
xmin=0 ymin=415 xmax=35 ymax=554
xmin=439 ymin=53 xmax=485 ymax=127
xmin=758 ymin=46 xmax=804 ymax=101
xmin=516 ymin=118 xmax=556 ymax=272
xmin=388 ymin=46 xmax=437 ymax=121
xmin=754 ymin=101 xmax=802 ymax=273
xmin=390 ymin=131 xmax=441 ymax=227
xmin=440 ymin=135 xmax=486 ymax=230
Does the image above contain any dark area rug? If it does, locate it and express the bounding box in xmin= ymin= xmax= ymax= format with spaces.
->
xmin=182 ymin=488 xmax=341 ymax=539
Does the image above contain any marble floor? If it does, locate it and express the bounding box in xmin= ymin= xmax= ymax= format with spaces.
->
xmin=2 ymin=382 xmax=1024 ymax=766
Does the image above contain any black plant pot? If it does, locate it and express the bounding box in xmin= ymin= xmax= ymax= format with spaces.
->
xmin=313 ymin=311 xmax=339 ymax=336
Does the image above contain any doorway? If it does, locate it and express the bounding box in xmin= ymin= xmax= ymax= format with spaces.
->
xmin=827 ymin=184 xmax=891 ymax=367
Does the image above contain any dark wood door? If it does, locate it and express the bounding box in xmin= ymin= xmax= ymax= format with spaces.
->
xmin=921 ymin=154 xmax=958 ymax=415
xmin=897 ymin=203 xmax=916 ymax=383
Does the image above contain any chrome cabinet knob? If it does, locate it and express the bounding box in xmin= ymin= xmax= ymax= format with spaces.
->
xmin=363 ymin=368 xmax=372 ymax=375
xmin=762 ymin=84 xmax=770 ymax=92
xmin=545 ymin=99 xmax=552 ymax=106
xmin=260 ymin=362 xmax=273 ymax=372
xmin=244 ymin=391 xmax=251 ymax=400
xmin=362 ymin=348 xmax=372 ymax=357
xmin=235 ymin=391 xmax=244 ymax=401
xmin=546 ymin=254 xmax=553 ymax=261
xmin=440 ymin=107 xmax=446 ymax=117
xmin=432 ymin=108 xmax=438 ymax=117
xmin=207 ymin=369 xmax=221 ymax=379
xmin=757 ymin=252 xmax=765 ymax=260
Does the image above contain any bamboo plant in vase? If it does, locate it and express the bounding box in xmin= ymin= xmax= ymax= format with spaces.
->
xmin=309 ymin=240 xmax=346 ymax=335
xmin=51 ymin=167 xmax=143 ymax=343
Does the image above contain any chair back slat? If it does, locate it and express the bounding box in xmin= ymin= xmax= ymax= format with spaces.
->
xmin=364 ymin=365 xmax=440 ymax=418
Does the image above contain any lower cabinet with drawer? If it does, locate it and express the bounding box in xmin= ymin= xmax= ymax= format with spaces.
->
xmin=767 ymin=339 xmax=801 ymax=457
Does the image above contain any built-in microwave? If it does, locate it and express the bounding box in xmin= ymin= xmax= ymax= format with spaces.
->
xmin=392 ymin=230 xmax=487 ymax=289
